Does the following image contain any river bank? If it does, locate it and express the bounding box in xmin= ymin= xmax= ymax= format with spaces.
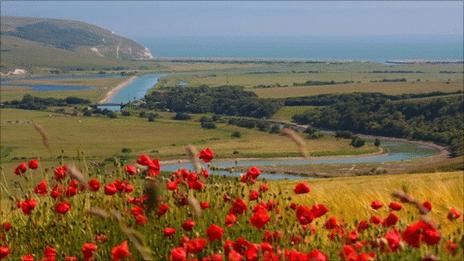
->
xmin=99 ymin=76 xmax=137 ymax=103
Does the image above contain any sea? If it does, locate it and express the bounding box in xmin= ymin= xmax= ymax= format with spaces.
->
xmin=137 ymin=35 xmax=463 ymax=62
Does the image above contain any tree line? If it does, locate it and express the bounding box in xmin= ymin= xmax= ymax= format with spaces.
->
xmin=2 ymin=94 xmax=90 ymax=110
xmin=292 ymin=93 xmax=463 ymax=156
xmin=142 ymin=85 xmax=281 ymax=118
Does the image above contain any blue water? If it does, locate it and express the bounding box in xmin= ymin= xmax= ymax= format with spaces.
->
xmin=162 ymin=141 xmax=439 ymax=180
xmin=139 ymin=35 xmax=463 ymax=62
xmin=109 ymin=74 xmax=160 ymax=104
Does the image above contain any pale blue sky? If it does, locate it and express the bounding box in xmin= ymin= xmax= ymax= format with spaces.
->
xmin=1 ymin=1 xmax=463 ymax=38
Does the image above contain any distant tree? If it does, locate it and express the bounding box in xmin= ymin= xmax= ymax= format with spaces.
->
xmin=201 ymin=121 xmax=216 ymax=129
xmin=351 ymin=136 xmax=365 ymax=148
xmin=374 ymin=138 xmax=381 ymax=147
xmin=231 ymin=131 xmax=242 ymax=138
xmin=174 ymin=112 xmax=191 ymax=120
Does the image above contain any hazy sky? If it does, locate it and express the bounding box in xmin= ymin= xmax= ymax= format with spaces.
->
xmin=1 ymin=1 xmax=463 ymax=38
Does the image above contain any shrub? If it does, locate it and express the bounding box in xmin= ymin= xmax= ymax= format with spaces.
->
xmin=201 ymin=121 xmax=216 ymax=129
xmin=174 ymin=112 xmax=192 ymax=120
xmin=231 ymin=131 xmax=242 ymax=138
xmin=336 ymin=130 xmax=353 ymax=139
xmin=121 ymin=148 xmax=132 ymax=153
xmin=351 ymin=136 xmax=365 ymax=147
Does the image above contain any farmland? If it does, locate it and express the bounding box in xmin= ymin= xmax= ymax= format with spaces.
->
xmin=0 ymin=108 xmax=378 ymax=167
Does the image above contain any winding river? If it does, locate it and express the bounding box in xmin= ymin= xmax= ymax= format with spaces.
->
xmin=97 ymin=73 xmax=442 ymax=179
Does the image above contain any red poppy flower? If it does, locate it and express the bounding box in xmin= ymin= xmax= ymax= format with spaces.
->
xmin=28 ymin=159 xmax=39 ymax=169
xmin=34 ymin=180 xmax=48 ymax=196
xmin=230 ymin=198 xmax=247 ymax=215
xmin=65 ymin=257 xmax=78 ymax=261
xmin=167 ymin=180 xmax=179 ymax=191
xmin=164 ymin=227 xmax=176 ymax=237
xmin=186 ymin=238 xmax=207 ymax=254
xmin=357 ymin=220 xmax=369 ymax=232
xmin=423 ymin=228 xmax=441 ymax=245
xmin=2 ymin=222 xmax=11 ymax=232
xmin=446 ymin=240 xmax=458 ymax=254
xmin=402 ymin=220 xmax=439 ymax=248
xmin=200 ymin=201 xmax=209 ymax=209
xmin=340 ymin=244 xmax=356 ymax=261
xmin=247 ymin=167 xmax=261 ymax=179
xmin=324 ymin=216 xmax=338 ymax=229
xmin=55 ymin=201 xmax=71 ymax=214
xmin=82 ymin=243 xmax=97 ymax=260
xmin=422 ymin=201 xmax=432 ymax=213
xmin=382 ymin=212 xmax=399 ymax=227
xmin=18 ymin=199 xmax=37 ymax=215
xmin=44 ymin=246 xmax=57 ymax=260
xmin=125 ymin=165 xmax=137 ymax=175
xmin=137 ymin=154 xmax=152 ymax=166
xmin=308 ymin=249 xmax=328 ymax=261
xmin=50 ymin=184 xmax=63 ymax=199
xmin=171 ymin=247 xmax=187 ymax=261
xmin=388 ymin=201 xmax=402 ymax=211
xmin=370 ymin=200 xmax=383 ymax=210
xmin=182 ymin=219 xmax=195 ymax=231
xmin=285 ymin=249 xmax=308 ymax=261
xmin=370 ymin=215 xmax=382 ymax=225
xmin=206 ymin=254 xmax=223 ymax=261
xmin=225 ymin=213 xmax=237 ymax=227
xmin=104 ymin=183 xmax=117 ymax=195
xmin=259 ymin=183 xmax=269 ymax=192
xmin=249 ymin=190 xmax=260 ymax=201
xmin=135 ymin=214 xmax=148 ymax=225
xmin=228 ymin=250 xmax=243 ymax=261
xmin=111 ymin=241 xmax=131 ymax=261
xmin=14 ymin=162 xmax=27 ymax=175
xmin=21 ymin=254 xmax=34 ymax=261
xmin=296 ymin=205 xmax=314 ymax=225
xmin=311 ymin=204 xmax=329 ymax=218
xmin=0 ymin=246 xmax=9 ymax=259
xmin=65 ymin=185 xmax=78 ymax=197
xmin=294 ymin=182 xmax=311 ymax=194
xmin=157 ymin=203 xmax=169 ymax=216
xmin=447 ymin=208 xmax=461 ymax=221
xmin=250 ymin=207 xmax=270 ymax=229
xmin=385 ymin=229 xmax=401 ymax=251
xmin=88 ymin=178 xmax=100 ymax=192
xmin=198 ymin=148 xmax=214 ymax=163
xmin=206 ymin=224 xmax=224 ymax=241
xmin=54 ymin=165 xmax=68 ymax=180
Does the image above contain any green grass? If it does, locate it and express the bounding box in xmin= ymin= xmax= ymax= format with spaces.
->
xmin=272 ymin=106 xmax=318 ymax=121
xmin=253 ymin=81 xmax=463 ymax=98
xmin=0 ymin=109 xmax=378 ymax=167
xmin=159 ymin=62 xmax=462 ymax=86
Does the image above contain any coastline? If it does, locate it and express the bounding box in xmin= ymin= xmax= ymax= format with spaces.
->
xmin=99 ymin=76 xmax=137 ymax=103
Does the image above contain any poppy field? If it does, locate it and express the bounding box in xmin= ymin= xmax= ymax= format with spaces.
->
xmin=0 ymin=147 xmax=463 ymax=261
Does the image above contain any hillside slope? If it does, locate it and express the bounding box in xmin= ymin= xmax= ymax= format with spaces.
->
xmin=0 ymin=16 xmax=153 ymax=73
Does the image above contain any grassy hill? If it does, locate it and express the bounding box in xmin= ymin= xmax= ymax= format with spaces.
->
xmin=0 ymin=16 xmax=153 ymax=73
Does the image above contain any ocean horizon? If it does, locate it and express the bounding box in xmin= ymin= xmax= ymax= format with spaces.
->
xmin=138 ymin=35 xmax=463 ymax=62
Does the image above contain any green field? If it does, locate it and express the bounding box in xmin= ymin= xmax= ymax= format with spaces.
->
xmin=0 ymin=109 xmax=378 ymax=167
xmin=156 ymin=61 xmax=463 ymax=98
xmin=271 ymin=106 xmax=318 ymax=121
